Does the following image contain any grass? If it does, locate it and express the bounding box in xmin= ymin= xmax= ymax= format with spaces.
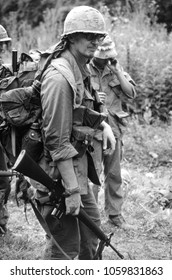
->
xmin=1 ymin=118 xmax=172 ymax=260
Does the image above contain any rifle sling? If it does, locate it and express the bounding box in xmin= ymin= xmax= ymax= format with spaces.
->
xmin=29 ymin=199 xmax=72 ymax=260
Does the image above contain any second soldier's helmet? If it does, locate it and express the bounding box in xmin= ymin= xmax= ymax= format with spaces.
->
xmin=61 ymin=6 xmax=107 ymax=37
xmin=0 ymin=25 xmax=11 ymax=42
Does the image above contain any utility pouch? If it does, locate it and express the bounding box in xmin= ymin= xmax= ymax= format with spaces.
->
xmin=71 ymin=125 xmax=95 ymax=158
xmin=21 ymin=122 xmax=43 ymax=162
xmin=73 ymin=106 xmax=106 ymax=129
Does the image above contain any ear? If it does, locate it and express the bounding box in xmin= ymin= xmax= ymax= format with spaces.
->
xmin=67 ymin=34 xmax=75 ymax=43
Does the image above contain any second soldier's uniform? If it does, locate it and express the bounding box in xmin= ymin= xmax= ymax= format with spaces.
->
xmin=89 ymin=35 xmax=136 ymax=229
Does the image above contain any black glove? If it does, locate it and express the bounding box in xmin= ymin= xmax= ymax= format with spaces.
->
xmin=15 ymin=176 xmax=35 ymax=205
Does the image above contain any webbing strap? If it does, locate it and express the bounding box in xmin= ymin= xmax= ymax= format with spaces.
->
xmin=29 ymin=199 xmax=72 ymax=260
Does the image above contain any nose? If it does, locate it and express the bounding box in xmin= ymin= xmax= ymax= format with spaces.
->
xmin=90 ymin=40 xmax=99 ymax=47
xmin=0 ymin=44 xmax=5 ymax=53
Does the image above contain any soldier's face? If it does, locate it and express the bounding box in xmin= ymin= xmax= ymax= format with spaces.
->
xmin=94 ymin=57 xmax=109 ymax=67
xmin=71 ymin=33 xmax=105 ymax=59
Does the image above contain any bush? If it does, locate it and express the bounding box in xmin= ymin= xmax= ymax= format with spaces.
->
xmin=108 ymin=9 xmax=172 ymax=123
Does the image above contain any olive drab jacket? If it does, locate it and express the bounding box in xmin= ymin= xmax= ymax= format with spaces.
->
xmin=33 ymin=49 xmax=101 ymax=194
xmin=88 ymin=60 xmax=136 ymax=139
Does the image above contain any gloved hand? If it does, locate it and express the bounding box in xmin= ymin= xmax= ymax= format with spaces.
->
xmin=15 ymin=176 xmax=35 ymax=204
xmin=65 ymin=192 xmax=81 ymax=216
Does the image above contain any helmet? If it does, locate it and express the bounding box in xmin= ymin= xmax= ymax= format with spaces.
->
xmin=62 ymin=6 xmax=107 ymax=37
xmin=0 ymin=25 xmax=11 ymax=42
xmin=94 ymin=35 xmax=117 ymax=59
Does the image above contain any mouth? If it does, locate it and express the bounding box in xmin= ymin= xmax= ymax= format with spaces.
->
xmin=88 ymin=47 xmax=97 ymax=52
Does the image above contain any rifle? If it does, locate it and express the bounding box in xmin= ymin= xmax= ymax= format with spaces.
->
xmin=12 ymin=49 xmax=18 ymax=76
xmin=0 ymin=150 xmax=124 ymax=259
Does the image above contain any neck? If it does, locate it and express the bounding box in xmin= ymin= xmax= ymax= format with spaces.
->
xmin=69 ymin=45 xmax=88 ymax=67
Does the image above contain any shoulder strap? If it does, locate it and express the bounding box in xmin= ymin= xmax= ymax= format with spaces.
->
xmin=36 ymin=39 xmax=68 ymax=82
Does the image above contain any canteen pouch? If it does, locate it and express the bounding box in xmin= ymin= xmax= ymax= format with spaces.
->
xmin=21 ymin=123 xmax=43 ymax=162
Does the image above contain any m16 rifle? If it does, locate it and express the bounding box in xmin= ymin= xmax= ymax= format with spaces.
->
xmin=0 ymin=150 xmax=124 ymax=260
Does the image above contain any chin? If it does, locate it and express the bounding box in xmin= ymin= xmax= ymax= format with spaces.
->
xmin=85 ymin=52 xmax=94 ymax=59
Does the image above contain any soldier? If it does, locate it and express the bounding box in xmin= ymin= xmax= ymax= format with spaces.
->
xmin=33 ymin=6 xmax=116 ymax=259
xmin=89 ymin=35 xmax=136 ymax=230
xmin=0 ymin=24 xmax=12 ymax=234
xmin=0 ymin=25 xmax=12 ymax=78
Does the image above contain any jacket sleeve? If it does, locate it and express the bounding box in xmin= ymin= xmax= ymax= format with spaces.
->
xmin=41 ymin=66 xmax=78 ymax=162
xmin=123 ymin=71 xmax=137 ymax=98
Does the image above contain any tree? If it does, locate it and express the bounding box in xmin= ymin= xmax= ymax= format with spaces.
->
xmin=156 ymin=0 xmax=172 ymax=32
xmin=0 ymin=0 xmax=172 ymax=32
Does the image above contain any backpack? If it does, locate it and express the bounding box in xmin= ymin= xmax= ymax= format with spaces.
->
xmin=0 ymin=41 xmax=66 ymax=129
xmin=0 ymin=41 xmax=64 ymax=162
xmin=0 ymin=80 xmax=42 ymax=127
xmin=0 ymin=54 xmax=43 ymax=163
xmin=0 ymin=76 xmax=19 ymax=94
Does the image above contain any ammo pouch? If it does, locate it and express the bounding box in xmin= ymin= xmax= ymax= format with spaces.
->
xmin=71 ymin=125 xmax=95 ymax=158
xmin=21 ymin=122 xmax=43 ymax=162
xmin=73 ymin=105 xmax=106 ymax=129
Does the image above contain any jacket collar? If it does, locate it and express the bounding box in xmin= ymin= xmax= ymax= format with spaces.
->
xmin=89 ymin=59 xmax=112 ymax=78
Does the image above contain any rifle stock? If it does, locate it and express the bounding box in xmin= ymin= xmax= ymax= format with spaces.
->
xmin=12 ymin=150 xmax=124 ymax=259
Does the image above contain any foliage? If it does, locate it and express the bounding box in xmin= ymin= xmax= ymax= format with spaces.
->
xmin=0 ymin=0 xmax=172 ymax=122
xmin=0 ymin=0 xmax=172 ymax=30
xmin=107 ymin=7 xmax=172 ymax=123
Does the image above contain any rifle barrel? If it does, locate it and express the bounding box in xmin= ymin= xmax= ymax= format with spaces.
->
xmin=78 ymin=208 xmax=124 ymax=259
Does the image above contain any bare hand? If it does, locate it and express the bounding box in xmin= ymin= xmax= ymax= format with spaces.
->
xmin=65 ymin=193 xmax=81 ymax=216
xmin=107 ymin=59 xmax=123 ymax=75
xmin=102 ymin=122 xmax=116 ymax=153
